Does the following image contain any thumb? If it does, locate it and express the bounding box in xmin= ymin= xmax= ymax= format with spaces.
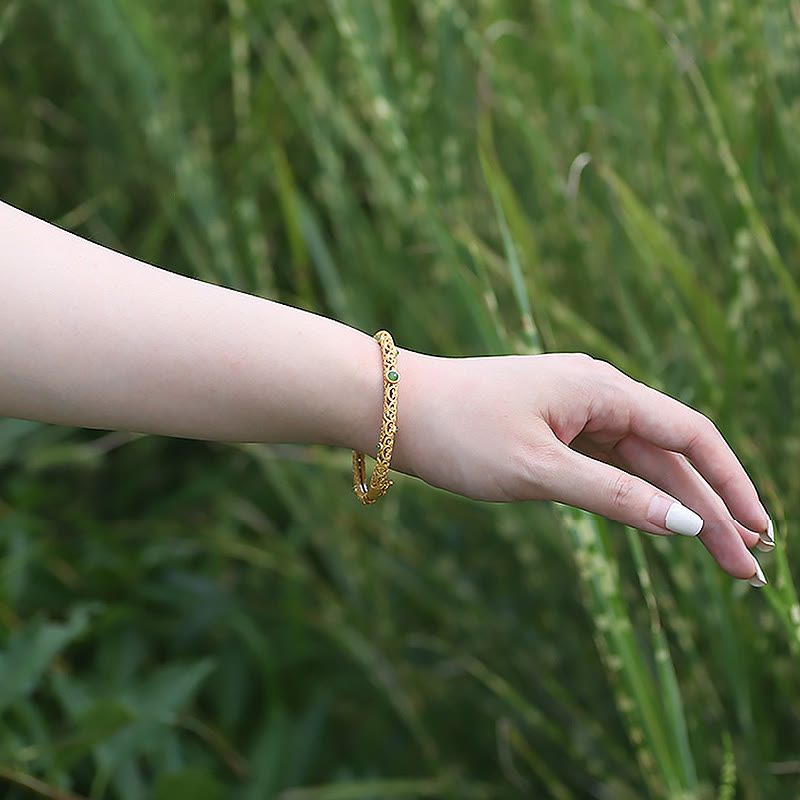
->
xmin=544 ymin=445 xmax=704 ymax=538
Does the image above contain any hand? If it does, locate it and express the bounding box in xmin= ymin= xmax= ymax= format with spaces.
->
xmin=394 ymin=351 xmax=772 ymax=582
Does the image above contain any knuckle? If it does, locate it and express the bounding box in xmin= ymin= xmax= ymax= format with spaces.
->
xmin=509 ymin=439 xmax=564 ymax=501
xmin=537 ymin=439 xmax=566 ymax=470
xmin=712 ymin=470 xmax=737 ymax=499
xmin=592 ymin=358 xmax=616 ymax=373
xmin=608 ymin=472 xmax=635 ymax=510
xmin=697 ymin=410 xmax=718 ymax=434
xmin=590 ymin=358 xmax=624 ymax=384
xmin=686 ymin=410 xmax=718 ymax=452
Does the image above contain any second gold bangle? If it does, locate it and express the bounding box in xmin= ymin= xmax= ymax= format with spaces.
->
xmin=353 ymin=330 xmax=400 ymax=505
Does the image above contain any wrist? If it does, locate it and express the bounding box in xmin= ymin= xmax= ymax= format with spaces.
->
xmin=385 ymin=348 xmax=439 ymax=481
xmin=338 ymin=342 xmax=433 ymax=478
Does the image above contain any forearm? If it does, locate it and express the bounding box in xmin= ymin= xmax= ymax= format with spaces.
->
xmin=0 ymin=201 xmax=385 ymax=452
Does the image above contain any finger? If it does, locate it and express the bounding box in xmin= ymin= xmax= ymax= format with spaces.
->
xmin=542 ymin=440 xmax=704 ymax=538
xmin=608 ymin=370 xmax=770 ymax=536
xmin=613 ymin=433 xmax=762 ymax=580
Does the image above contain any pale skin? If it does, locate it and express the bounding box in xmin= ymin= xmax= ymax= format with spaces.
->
xmin=0 ymin=201 xmax=773 ymax=583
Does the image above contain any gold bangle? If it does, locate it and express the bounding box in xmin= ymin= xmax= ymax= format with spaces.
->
xmin=353 ymin=330 xmax=400 ymax=505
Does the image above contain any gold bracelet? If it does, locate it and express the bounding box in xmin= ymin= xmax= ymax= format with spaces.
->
xmin=353 ymin=330 xmax=400 ymax=505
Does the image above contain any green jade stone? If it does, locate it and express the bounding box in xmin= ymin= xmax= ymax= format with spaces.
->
xmin=387 ymin=369 xmax=400 ymax=383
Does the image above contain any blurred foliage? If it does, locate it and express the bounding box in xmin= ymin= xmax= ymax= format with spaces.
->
xmin=2 ymin=0 xmax=800 ymax=798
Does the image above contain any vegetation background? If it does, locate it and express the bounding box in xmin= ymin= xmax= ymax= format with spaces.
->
xmin=1 ymin=1 xmax=799 ymax=798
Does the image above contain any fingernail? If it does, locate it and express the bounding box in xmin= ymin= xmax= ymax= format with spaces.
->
xmin=756 ymin=539 xmax=775 ymax=553
xmin=748 ymin=555 xmax=767 ymax=588
xmin=758 ymin=517 xmax=775 ymax=548
xmin=662 ymin=500 xmax=704 ymax=536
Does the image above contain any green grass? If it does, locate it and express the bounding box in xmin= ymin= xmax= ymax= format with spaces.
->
xmin=1 ymin=1 xmax=800 ymax=798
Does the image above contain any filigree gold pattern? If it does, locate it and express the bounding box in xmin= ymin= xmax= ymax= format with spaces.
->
xmin=353 ymin=330 xmax=399 ymax=504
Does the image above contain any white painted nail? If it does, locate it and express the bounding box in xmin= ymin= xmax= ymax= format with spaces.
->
xmin=756 ymin=539 xmax=775 ymax=553
xmin=664 ymin=502 xmax=704 ymax=537
xmin=748 ymin=555 xmax=767 ymax=588
xmin=758 ymin=517 xmax=775 ymax=548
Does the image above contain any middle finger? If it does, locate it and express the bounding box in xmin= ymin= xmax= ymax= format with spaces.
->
xmin=611 ymin=433 xmax=761 ymax=580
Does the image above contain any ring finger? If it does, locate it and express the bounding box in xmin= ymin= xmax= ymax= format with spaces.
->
xmin=610 ymin=433 xmax=762 ymax=581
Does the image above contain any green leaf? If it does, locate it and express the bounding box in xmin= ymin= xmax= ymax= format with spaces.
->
xmin=276 ymin=777 xmax=456 ymax=800
xmin=0 ymin=607 xmax=92 ymax=714
xmin=0 ymin=419 xmax=44 ymax=465
xmin=599 ymin=164 xmax=728 ymax=359
xmin=52 ymin=700 xmax=135 ymax=773
xmin=133 ymin=660 xmax=216 ymax=720
xmin=149 ymin=768 xmax=225 ymax=800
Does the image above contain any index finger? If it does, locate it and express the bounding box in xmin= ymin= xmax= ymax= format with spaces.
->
xmin=623 ymin=378 xmax=770 ymax=537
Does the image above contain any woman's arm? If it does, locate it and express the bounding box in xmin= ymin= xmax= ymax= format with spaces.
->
xmin=0 ymin=200 xmax=384 ymax=453
xmin=0 ymin=201 xmax=772 ymax=583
